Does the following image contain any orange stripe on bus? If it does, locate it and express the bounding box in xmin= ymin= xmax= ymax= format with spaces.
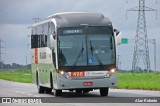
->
xmin=35 ymin=48 xmax=38 ymax=64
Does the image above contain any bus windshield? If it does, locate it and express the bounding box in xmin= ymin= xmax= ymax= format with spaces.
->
xmin=57 ymin=26 xmax=115 ymax=67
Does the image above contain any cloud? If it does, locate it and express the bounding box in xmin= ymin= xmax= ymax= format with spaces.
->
xmin=0 ymin=0 xmax=59 ymax=24
xmin=0 ymin=24 xmax=30 ymax=48
xmin=0 ymin=0 xmax=159 ymax=70
xmin=0 ymin=23 xmax=30 ymax=65
xmin=0 ymin=0 xmax=129 ymax=24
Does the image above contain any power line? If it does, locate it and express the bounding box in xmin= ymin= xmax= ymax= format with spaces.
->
xmin=126 ymin=0 xmax=157 ymax=72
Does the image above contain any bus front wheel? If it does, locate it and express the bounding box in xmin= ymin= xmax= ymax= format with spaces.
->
xmin=76 ymin=89 xmax=82 ymax=93
xmin=46 ymin=88 xmax=52 ymax=94
xmin=99 ymin=88 xmax=109 ymax=96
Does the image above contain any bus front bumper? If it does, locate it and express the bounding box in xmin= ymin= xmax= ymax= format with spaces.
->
xmin=56 ymin=72 xmax=117 ymax=90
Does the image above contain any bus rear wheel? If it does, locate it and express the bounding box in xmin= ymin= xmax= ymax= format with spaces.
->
xmin=99 ymin=88 xmax=109 ymax=96
xmin=54 ymin=90 xmax=62 ymax=96
xmin=38 ymin=85 xmax=45 ymax=94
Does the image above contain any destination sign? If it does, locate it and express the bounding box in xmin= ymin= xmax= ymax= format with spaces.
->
xmin=63 ymin=29 xmax=83 ymax=34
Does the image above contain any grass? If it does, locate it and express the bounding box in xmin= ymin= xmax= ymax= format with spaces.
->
xmin=0 ymin=69 xmax=160 ymax=90
xmin=117 ymin=72 xmax=160 ymax=90
xmin=0 ymin=69 xmax=32 ymax=83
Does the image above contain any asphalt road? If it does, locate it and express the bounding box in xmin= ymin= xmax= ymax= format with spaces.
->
xmin=0 ymin=79 xmax=160 ymax=106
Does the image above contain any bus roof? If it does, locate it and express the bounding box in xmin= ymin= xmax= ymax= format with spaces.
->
xmin=53 ymin=12 xmax=112 ymax=27
xmin=32 ymin=12 xmax=112 ymax=27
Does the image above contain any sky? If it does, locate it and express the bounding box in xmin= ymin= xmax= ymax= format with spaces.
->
xmin=0 ymin=0 xmax=160 ymax=71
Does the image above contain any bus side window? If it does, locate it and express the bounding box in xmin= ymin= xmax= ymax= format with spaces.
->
xmin=45 ymin=35 xmax=47 ymax=47
xmin=31 ymin=35 xmax=38 ymax=48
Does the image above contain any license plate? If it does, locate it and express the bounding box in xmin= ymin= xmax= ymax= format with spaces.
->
xmin=83 ymin=82 xmax=93 ymax=86
xmin=71 ymin=71 xmax=85 ymax=77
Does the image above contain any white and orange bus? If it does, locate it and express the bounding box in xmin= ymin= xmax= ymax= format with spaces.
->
xmin=31 ymin=12 xmax=121 ymax=96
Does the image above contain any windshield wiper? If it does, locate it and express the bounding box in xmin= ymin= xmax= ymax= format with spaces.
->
xmin=73 ymin=41 xmax=84 ymax=66
xmin=90 ymin=40 xmax=103 ymax=67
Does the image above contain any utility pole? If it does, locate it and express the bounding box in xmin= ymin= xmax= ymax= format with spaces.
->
xmin=0 ymin=39 xmax=5 ymax=70
xmin=128 ymin=39 xmax=157 ymax=72
xmin=127 ymin=0 xmax=157 ymax=72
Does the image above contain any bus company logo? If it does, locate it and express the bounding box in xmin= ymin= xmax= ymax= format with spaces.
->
xmin=2 ymin=98 xmax=11 ymax=103
xmin=85 ymin=72 xmax=90 ymax=76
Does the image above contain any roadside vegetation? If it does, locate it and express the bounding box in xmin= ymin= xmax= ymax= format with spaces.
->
xmin=0 ymin=69 xmax=32 ymax=83
xmin=0 ymin=69 xmax=160 ymax=90
xmin=118 ymin=72 xmax=160 ymax=90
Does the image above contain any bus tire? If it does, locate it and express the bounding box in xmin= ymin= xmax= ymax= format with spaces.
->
xmin=100 ymin=88 xmax=109 ymax=96
xmin=46 ymin=88 xmax=52 ymax=94
xmin=76 ymin=89 xmax=82 ymax=93
xmin=54 ymin=90 xmax=62 ymax=96
xmin=38 ymin=85 xmax=45 ymax=94
xmin=83 ymin=89 xmax=90 ymax=93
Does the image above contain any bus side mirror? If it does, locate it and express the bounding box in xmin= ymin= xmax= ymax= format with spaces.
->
xmin=50 ymin=35 xmax=56 ymax=49
xmin=114 ymin=29 xmax=122 ymax=45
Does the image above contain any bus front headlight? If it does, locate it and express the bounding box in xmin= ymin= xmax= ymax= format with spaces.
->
xmin=110 ymin=68 xmax=116 ymax=74
xmin=59 ymin=70 xmax=70 ymax=79
xmin=105 ymin=68 xmax=117 ymax=78
xmin=65 ymin=72 xmax=70 ymax=79
xmin=60 ymin=70 xmax=65 ymax=76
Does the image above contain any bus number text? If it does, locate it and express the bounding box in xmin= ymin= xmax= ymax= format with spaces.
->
xmin=71 ymin=72 xmax=85 ymax=77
